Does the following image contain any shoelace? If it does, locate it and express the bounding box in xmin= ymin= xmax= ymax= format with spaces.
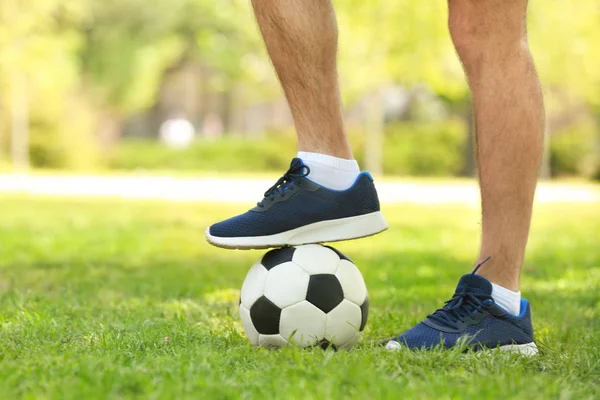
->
xmin=426 ymin=257 xmax=493 ymax=329
xmin=257 ymin=159 xmax=310 ymax=208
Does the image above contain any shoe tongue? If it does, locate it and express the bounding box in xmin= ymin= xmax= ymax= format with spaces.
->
xmin=455 ymin=273 xmax=493 ymax=296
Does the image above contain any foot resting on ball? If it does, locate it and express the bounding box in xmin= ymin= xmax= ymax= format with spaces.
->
xmin=206 ymin=158 xmax=388 ymax=249
xmin=386 ymin=259 xmax=538 ymax=356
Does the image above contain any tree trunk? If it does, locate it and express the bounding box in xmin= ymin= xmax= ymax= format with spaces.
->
xmin=539 ymin=114 xmax=551 ymax=179
xmin=10 ymin=70 xmax=29 ymax=173
xmin=462 ymin=99 xmax=476 ymax=177
xmin=97 ymin=110 xmax=123 ymax=152
xmin=364 ymin=89 xmax=384 ymax=176
xmin=221 ymin=88 xmax=232 ymax=134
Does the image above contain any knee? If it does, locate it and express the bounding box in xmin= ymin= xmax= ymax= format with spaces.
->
xmin=448 ymin=0 xmax=529 ymax=68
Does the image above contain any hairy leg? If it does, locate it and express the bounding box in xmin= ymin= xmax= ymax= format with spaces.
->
xmin=449 ymin=0 xmax=545 ymax=290
xmin=251 ymin=0 xmax=352 ymax=159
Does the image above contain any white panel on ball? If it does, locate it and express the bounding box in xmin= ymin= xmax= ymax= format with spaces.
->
xmin=325 ymin=299 xmax=362 ymax=346
xmin=258 ymin=334 xmax=289 ymax=349
xmin=263 ymin=262 xmax=310 ymax=308
xmin=292 ymin=244 xmax=340 ymax=275
xmin=239 ymin=304 xmax=259 ymax=346
xmin=335 ymin=260 xmax=367 ymax=305
xmin=337 ymin=332 xmax=361 ymax=349
xmin=280 ymin=300 xmax=327 ymax=347
xmin=240 ymin=262 xmax=268 ymax=309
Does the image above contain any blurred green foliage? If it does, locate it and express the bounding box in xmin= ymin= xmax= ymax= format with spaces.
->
xmin=550 ymin=120 xmax=600 ymax=178
xmin=110 ymin=122 xmax=466 ymax=176
xmin=351 ymin=121 xmax=467 ymax=176
xmin=109 ymin=135 xmax=296 ymax=173
xmin=1 ymin=0 xmax=599 ymax=177
xmin=111 ymin=119 xmax=598 ymax=178
xmin=382 ymin=122 xmax=466 ymax=176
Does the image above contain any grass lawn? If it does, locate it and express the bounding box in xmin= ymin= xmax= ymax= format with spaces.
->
xmin=0 ymin=196 xmax=598 ymax=399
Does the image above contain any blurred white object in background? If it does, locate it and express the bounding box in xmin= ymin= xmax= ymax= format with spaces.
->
xmin=159 ymin=112 xmax=195 ymax=149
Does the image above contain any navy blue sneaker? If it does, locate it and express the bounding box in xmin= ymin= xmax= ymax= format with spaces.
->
xmin=206 ymin=158 xmax=387 ymax=249
xmin=386 ymin=258 xmax=538 ymax=356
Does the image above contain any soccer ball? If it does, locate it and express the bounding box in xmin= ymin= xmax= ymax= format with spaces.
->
xmin=239 ymin=244 xmax=369 ymax=349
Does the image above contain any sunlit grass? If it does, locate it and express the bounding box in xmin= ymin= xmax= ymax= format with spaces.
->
xmin=0 ymin=196 xmax=598 ymax=399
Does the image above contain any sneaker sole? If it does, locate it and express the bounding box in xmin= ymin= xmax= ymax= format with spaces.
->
xmin=497 ymin=342 xmax=538 ymax=356
xmin=205 ymin=211 xmax=388 ymax=250
xmin=385 ymin=340 xmax=538 ymax=357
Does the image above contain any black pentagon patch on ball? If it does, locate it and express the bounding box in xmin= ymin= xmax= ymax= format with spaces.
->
xmin=250 ymin=296 xmax=281 ymax=334
xmin=359 ymin=296 xmax=369 ymax=332
xmin=261 ymin=246 xmax=296 ymax=270
xmin=306 ymin=274 xmax=344 ymax=313
xmin=324 ymin=245 xmax=352 ymax=263
xmin=318 ymin=339 xmax=337 ymax=351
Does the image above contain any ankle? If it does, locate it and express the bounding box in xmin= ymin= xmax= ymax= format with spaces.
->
xmin=298 ymin=142 xmax=353 ymax=160
xmin=297 ymin=151 xmax=360 ymax=190
xmin=475 ymin=256 xmax=520 ymax=291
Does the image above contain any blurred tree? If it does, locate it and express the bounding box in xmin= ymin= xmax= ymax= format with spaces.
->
xmin=0 ymin=0 xmax=598 ymax=175
xmin=336 ymin=0 xmax=464 ymax=174
xmin=78 ymin=0 xmax=272 ymax=141
xmin=0 ymin=0 xmax=95 ymax=169
xmin=529 ymin=2 xmax=600 ymax=177
xmin=336 ymin=0 xmax=600 ymax=177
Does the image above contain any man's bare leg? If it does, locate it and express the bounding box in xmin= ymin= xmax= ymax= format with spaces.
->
xmin=387 ymin=0 xmax=542 ymax=352
xmin=251 ymin=0 xmax=352 ymax=159
xmin=449 ymin=0 xmax=544 ymax=291
xmin=207 ymin=0 xmax=388 ymax=249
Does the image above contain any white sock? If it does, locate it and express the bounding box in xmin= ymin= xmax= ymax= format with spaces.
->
xmin=491 ymin=282 xmax=521 ymax=315
xmin=297 ymin=151 xmax=360 ymax=190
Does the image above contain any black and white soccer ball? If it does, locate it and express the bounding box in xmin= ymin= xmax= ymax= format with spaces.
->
xmin=239 ymin=244 xmax=368 ymax=349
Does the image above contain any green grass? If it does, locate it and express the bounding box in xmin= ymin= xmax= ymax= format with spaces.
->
xmin=0 ymin=196 xmax=599 ymax=399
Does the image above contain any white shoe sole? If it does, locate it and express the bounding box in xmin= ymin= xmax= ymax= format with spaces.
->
xmin=206 ymin=211 xmax=388 ymax=250
xmin=497 ymin=342 xmax=538 ymax=356
xmin=385 ymin=340 xmax=538 ymax=357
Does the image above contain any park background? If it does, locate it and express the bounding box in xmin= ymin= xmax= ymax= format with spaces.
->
xmin=1 ymin=0 xmax=599 ymax=178
xmin=1 ymin=1 xmax=599 ymax=399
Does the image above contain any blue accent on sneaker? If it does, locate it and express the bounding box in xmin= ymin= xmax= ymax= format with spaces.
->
xmin=515 ymin=298 xmax=529 ymax=318
xmin=389 ymin=260 xmax=536 ymax=351
xmin=206 ymin=158 xmax=386 ymax=249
